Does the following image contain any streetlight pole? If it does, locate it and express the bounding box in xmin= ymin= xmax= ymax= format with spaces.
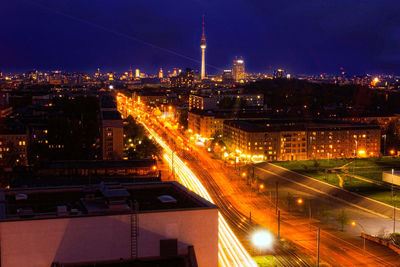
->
xmin=351 ymin=221 xmax=366 ymax=252
xmin=383 ymin=134 xmax=387 ymax=155
xmin=172 ymin=151 xmax=175 ymax=179
xmin=278 ymin=210 xmax=281 ymax=239
xmin=275 ymin=181 xmax=279 ymax=215
xmin=317 ymin=227 xmax=320 ymax=267
xmin=309 ymin=201 xmax=312 ymax=231
xmin=249 ymin=211 xmax=252 ymax=225
xmin=392 ymin=169 xmax=396 ymax=233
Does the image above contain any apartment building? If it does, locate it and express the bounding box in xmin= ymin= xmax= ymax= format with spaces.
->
xmin=223 ymin=119 xmax=381 ymax=161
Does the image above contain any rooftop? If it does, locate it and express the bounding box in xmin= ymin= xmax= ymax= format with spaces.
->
xmin=55 ymin=257 xmax=188 ymax=267
xmin=189 ymin=109 xmax=269 ymax=118
xmin=224 ymin=118 xmax=381 ymax=132
xmin=0 ymin=182 xmax=216 ymax=221
xmin=102 ymin=110 xmax=122 ymax=121
xmin=0 ymin=118 xmax=27 ymax=135
xmin=38 ymin=159 xmax=156 ymax=169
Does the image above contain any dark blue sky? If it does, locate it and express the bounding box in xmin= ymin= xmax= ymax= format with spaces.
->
xmin=2 ymin=0 xmax=400 ymax=75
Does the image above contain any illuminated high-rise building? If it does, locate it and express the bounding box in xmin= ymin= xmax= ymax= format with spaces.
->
xmin=200 ymin=15 xmax=206 ymax=80
xmin=128 ymin=67 xmax=133 ymax=79
xmin=94 ymin=68 xmax=101 ymax=78
xmin=159 ymin=68 xmax=164 ymax=79
xmin=232 ymin=57 xmax=245 ymax=82
xmin=135 ymin=69 xmax=140 ymax=78
xmin=273 ymin=69 xmax=285 ymax=79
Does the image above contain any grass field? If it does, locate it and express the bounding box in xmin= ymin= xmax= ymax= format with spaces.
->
xmin=253 ymin=255 xmax=280 ymax=266
xmin=346 ymin=157 xmax=400 ymax=181
xmin=273 ymin=157 xmax=400 ymax=206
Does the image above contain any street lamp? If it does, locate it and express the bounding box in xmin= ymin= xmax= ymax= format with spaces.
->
xmin=351 ymin=221 xmax=366 ymax=252
xmin=259 ymin=183 xmax=264 ymax=193
xmin=297 ymin=197 xmax=312 ymax=231
xmin=251 ymin=230 xmax=273 ymax=254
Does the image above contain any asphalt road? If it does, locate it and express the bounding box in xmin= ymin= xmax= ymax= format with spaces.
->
xmin=255 ymin=162 xmax=400 ymax=219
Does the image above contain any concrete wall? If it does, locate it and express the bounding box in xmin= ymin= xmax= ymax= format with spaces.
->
xmin=0 ymin=209 xmax=218 ymax=267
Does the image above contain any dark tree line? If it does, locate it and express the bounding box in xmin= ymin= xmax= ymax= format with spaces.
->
xmin=244 ymin=79 xmax=400 ymax=116
xmin=123 ymin=115 xmax=161 ymax=160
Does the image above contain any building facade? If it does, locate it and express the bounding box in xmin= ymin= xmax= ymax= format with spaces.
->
xmin=188 ymin=94 xmax=264 ymax=111
xmin=223 ymin=119 xmax=381 ymax=161
xmin=101 ymin=110 xmax=124 ymax=160
xmin=0 ymin=133 xmax=28 ymax=166
xmin=188 ymin=110 xmax=269 ymax=139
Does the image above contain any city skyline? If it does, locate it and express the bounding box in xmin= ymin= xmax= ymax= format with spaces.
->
xmin=2 ymin=0 xmax=400 ymax=75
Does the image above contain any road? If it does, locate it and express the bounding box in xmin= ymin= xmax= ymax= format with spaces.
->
xmin=115 ymin=93 xmax=258 ymax=267
xmin=255 ymin=162 xmax=400 ymax=218
xmin=194 ymin=150 xmax=399 ymax=266
xmin=143 ymin=122 xmax=257 ymax=267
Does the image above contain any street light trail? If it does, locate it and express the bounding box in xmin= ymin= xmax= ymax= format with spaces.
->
xmin=142 ymin=122 xmax=257 ymax=267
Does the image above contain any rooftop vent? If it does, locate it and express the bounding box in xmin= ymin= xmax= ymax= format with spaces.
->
xmin=100 ymin=182 xmax=130 ymax=199
xmin=70 ymin=208 xmax=79 ymax=215
xmin=17 ymin=208 xmax=33 ymax=217
xmin=15 ymin=194 xmax=28 ymax=201
xmin=157 ymin=195 xmax=177 ymax=204
xmin=57 ymin=205 xmax=68 ymax=217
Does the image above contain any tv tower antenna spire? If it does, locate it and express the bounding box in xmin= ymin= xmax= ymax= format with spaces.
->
xmin=200 ymin=14 xmax=206 ymax=80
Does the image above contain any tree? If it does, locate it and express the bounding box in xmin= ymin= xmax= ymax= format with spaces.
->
xmin=317 ymin=204 xmax=331 ymax=221
xmin=123 ymin=116 xmax=161 ymax=160
xmin=336 ymin=209 xmax=349 ymax=231
xmin=286 ymin=192 xmax=294 ymax=211
xmin=217 ymin=97 xmax=246 ymax=109
xmin=178 ymin=110 xmax=188 ymax=129
xmin=384 ymin=120 xmax=400 ymax=154
xmin=313 ymin=159 xmax=320 ymax=169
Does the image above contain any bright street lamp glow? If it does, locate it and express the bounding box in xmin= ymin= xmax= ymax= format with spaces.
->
xmin=252 ymin=231 xmax=273 ymax=249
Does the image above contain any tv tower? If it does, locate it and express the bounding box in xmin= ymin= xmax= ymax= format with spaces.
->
xmin=200 ymin=15 xmax=206 ymax=80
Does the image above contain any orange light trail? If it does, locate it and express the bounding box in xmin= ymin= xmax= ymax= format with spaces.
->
xmin=143 ymin=122 xmax=257 ymax=267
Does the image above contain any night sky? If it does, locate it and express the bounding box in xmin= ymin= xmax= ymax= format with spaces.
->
xmin=2 ymin=0 xmax=400 ymax=75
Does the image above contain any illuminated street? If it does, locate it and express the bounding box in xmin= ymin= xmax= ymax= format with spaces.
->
xmin=117 ymin=92 xmax=400 ymax=266
xmin=143 ymin=117 xmax=257 ymax=267
xmin=117 ymin=94 xmax=257 ymax=266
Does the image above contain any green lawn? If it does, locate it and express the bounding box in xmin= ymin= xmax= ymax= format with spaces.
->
xmin=273 ymin=158 xmax=352 ymax=172
xmin=273 ymin=158 xmax=351 ymax=188
xmin=273 ymin=157 xmax=400 ymax=206
xmin=345 ymin=157 xmax=400 ymax=181
xmin=253 ymin=256 xmax=280 ymax=267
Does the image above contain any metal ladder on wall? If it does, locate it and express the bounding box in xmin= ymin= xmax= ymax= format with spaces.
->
xmin=130 ymin=201 xmax=138 ymax=259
